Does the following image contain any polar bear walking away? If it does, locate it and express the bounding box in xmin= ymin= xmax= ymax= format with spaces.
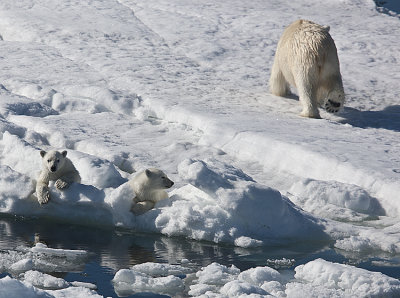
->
xmin=129 ymin=168 xmax=174 ymax=215
xmin=269 ymin=19 xmax=345 ymax=118
xmin=36 ymin=150 xmax=81 ymax=204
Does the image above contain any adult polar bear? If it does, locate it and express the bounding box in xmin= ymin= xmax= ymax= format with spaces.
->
xmin=269 ymin=19 xmax=345 ymax=118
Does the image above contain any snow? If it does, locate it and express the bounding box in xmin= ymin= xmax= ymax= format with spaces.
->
xmin=0 ymin=243 xmax=99 ymax=297
xmin=293 ymin=258 xmax=400 ymax=297
xmin=112 ymin=259 xmax=400 ymax=297
xmin=113 ymin=268 xmax=185 ymax=297
xmin=0 ymin=0 xmax=399 ymax=296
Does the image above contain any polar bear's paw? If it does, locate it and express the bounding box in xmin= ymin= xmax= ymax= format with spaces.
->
xmin=131 ymin=201 xmax=156 ymax=216
xmin=55 ymin=179 xmax=70 ymax=190
xmin=38 ymin=191 xmax=50 ymax=205
xmin=324 ymin=99 xmax=342 ymax=113
xmin=300 ymin=107 xmax=321 ymax=119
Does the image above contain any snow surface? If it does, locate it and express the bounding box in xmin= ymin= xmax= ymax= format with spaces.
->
xmin=0 ymin=0 xmax=399 ymax=296
xmin=112 ymin=259 xmax=400 ymax=297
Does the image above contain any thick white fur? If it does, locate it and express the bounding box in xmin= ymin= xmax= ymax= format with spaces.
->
xmin=36 ymin=150 xmax=81 ymax=204
xmin=129 ymin=168 xmax=174 ymax=215
xmin=269 ymin=19 xmax=345 ymax=118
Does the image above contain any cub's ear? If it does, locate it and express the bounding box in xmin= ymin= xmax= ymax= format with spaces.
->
xmin=145 ymin=169 xmax=152 ymax=177
xmin=62 ymin=150 xmax=67 ymax=158
xmin=40 ymin=150 xmax=46 ymax=158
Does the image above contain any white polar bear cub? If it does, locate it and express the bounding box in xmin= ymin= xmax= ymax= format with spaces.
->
xmin=129 ymin=168 xmax=174 ymax=215
xmin=36 ymin=150 xmax=81 ymax=204
xmin=269 ymin=19 xmax=345 ymax=118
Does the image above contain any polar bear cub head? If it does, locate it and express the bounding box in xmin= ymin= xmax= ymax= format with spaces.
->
xmin=40 ymin=150 xmax=67 ymax=173
xmin=144 ymin=168 xmax=174 ymax=189
xmin=130 ymin=168 xmax=174 ymax=203
xmin=129 ymin=168 xmax=174 ymax=215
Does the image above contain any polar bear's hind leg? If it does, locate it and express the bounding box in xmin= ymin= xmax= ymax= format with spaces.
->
xmin=294 ymin=66 xmax=321 ymax=118
xmin=269 ymin=60 xmax=290 ymax=97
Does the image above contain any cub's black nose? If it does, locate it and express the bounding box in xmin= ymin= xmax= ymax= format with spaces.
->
xmin=50 ymin=166 xmax=56 ymax=172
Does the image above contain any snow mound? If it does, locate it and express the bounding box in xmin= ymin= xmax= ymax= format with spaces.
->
xmin=290 ymin=178 xmax=385 ymax=220
xmin=113 ymin=263 xmax=187 ymax=297
xmin=334 ymin=222 xmax=400 ymax=254
xmin=0 ymin=276 xmax=49 ymax=298
xmin=144 ymin=158 xmax=328 ymax=246
xmin=66 ymin=150 xmax=127 ymax=189
xmin=190 ymin=263 xmax=283 ymax=297
xmin=23 ymin=270 xmax=69 ymax=290
xmin=292 ymin=258 xmax=400 ymax=297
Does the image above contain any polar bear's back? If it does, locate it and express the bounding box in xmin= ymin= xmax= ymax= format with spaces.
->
xmin=276 ymin=19 xmax=340 ymax=85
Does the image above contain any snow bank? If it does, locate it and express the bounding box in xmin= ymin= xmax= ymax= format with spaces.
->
xmin=289 ymin=178 xmax=385 ymax=221
xmin=133 ymin=158 xmax=328 ymax=246
xmin=0 ymin=131 xmax=330 ymax=247
xmin=113 ymin=260 xmax=400 ymax=297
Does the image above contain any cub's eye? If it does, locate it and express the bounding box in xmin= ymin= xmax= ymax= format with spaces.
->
xmin=57 ymin=159 xmax=60 ymax=162
xmin=161 ymin=177 xmax=166 ymax=179
xmin=47 ymin=160 xmax=51 ymax=163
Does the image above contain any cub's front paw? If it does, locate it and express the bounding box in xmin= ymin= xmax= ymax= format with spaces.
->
xmin=38 ymin=191 xmax=50 ymax=204
xmin=55 ymin=179 xmax=69 ymax=190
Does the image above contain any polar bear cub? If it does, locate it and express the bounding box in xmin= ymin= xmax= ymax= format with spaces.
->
xmin=269 ymin=19 xmax=345 ymax=118
xmin=129 ymin=168 xmax=174 ymax=215
xmin=36 ymin=150 xmax=81 ymax=204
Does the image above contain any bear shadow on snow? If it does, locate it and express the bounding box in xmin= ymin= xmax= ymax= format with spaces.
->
xmin=339 ymin=105 xmax=400 ymax=132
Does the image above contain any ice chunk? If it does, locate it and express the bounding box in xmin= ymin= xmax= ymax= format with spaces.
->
xmin=10 ymin=258 xmax=33 ymax=273
xmin=29 ymin=243 xmax=87 ymax=259
xmin=220 ymin=280 xmax=270 ymax=296
xmin=113 ymin=268 xmax=184 ymax=296
xmin=0 ymin=276 xmax=49 ymax=298
xmin=195 ymin=262 xmax=240 ymax=285
xmin=130 ymin=262 xmax=193 ymax=276
xmin=266 ymin=258 xmax=295 ymax=269
xmin=23 ymin=270 xmax=69 ymax=290
xmin=290 ymin=179 xmax=385 ymax=219
xmin=293 ymin=258 xmax=400 ymax=297
xmin=234 ymin=236 xmax=263 ymax=248
xmin=0 ymin=243 xmax=89 ymax=274
xmin=46 ymin=286 xmax=102 ymax=298
xmin=238 ymin=266 xmax=282 ymax=286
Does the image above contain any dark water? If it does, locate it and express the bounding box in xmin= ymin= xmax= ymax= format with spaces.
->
xmin=374 ymin=0 xmax=400 ymax=15
xmin=1 ymin=214 xmax=400 ymax=297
